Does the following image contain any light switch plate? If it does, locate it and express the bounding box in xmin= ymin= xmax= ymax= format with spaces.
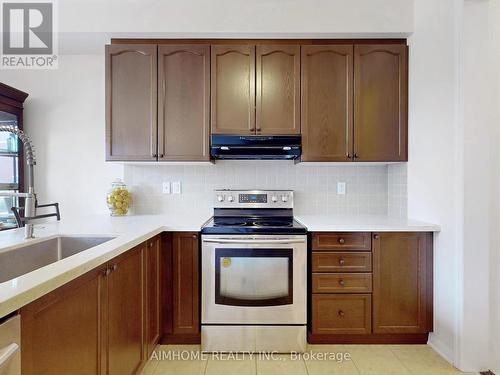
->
xmin=337 ymin=182 xmax=346 ymax=195
xmin=172 ymin=181 xmax=181 ymax=194
xmin=162 ymin=181 xmax=171 ymax=194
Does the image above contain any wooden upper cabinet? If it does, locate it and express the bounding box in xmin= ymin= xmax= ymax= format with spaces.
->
xmin=256 ymin=45 xmax=300 ymax=135
xmin=105 ymin=44 xmax=157 ymax=161
xmin=372 ymin=232 xmax=433 ymax=334
xmin=158 ymin=45 xmax=210 ymax=161
xmin=301 ymin=45 xmax=353 ymax=161
xmin=354 ymin=44 xmax=408 ymax=161
xmin=211 ymin=45 xmax=255 ymax=134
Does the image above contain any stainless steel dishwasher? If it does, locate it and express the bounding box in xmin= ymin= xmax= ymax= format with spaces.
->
xmin=0 ymin=314 xmax=20 ymax=375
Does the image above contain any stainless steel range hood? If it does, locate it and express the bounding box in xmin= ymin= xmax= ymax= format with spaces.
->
xmin=210 ymin=135 xmax=301 ymax=160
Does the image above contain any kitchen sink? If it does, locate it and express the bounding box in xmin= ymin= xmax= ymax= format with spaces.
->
xmin=0 ymin=236 xmax=116 ymax=283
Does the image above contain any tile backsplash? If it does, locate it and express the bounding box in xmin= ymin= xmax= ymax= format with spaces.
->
xmin=124 ymin=162 xmax=408 ymax=218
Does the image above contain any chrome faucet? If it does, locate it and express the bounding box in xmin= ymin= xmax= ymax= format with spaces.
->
xmin=0 ymin=125 xmax=36 ymax=239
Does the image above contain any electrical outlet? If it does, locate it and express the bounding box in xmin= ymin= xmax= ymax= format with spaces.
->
xmin=337 ymin=182 xmax=346 ymax=195
xmin=172 ymin=181 xmax=181 ymax=194
xmin=162 ymin=181 xmax=171 ymax=194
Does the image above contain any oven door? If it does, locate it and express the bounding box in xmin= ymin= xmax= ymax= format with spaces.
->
xmin=201 ymin=235 xmax=306 ymax=324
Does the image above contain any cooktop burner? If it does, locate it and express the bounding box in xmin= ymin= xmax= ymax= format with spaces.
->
xmin=252 ymin=220 xmax=293 ymax=227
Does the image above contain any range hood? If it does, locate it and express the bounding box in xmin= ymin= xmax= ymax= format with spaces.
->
xmin=211 ymin=135 xmax=301 ymax=160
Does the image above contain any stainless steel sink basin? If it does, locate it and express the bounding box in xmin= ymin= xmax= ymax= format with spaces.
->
xmin=0 ymin=236 xmax=115 ymax=283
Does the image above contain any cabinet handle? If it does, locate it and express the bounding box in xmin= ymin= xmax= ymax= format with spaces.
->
xmin=346 ymin=154 xmax=352 ymax=159
xmin=338 ymin=279 xmax=345 ymax=286
xmin=338 ymin=258 xmax=345 ymax=266
xmin=152 ymin=153 xmax=158 ymax=158
xmin=104 ymin=268 xmax=111 ymax=276
xmin=354 ymin=153 xmax=359 ymax=159
xmin=192 ymin=234 xmax=198 ymax=239
xmin=159 ymin=154 xmax=164 ymax=158
xmin=338 ymin=310 xmax=345 ymax=317
xmin=148 ymin=242 xmax=153 ymax=248
xmin=338 ymin=238 xmax=345 ymax=244
xmin=112 ymin=264 xmax=117 ymax=272
xmin=374 ymin=234 xmax=379 ymax=240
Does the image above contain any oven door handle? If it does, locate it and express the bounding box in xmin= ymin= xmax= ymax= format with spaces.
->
xmin=202 ymin=238 xmax=306 ymax=245
xmin=0 ymin=343 xmax=19 ymax=368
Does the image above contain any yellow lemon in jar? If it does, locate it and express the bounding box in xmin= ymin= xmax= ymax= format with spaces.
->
xmin=114 ymin=208 xmax=124 ymax=215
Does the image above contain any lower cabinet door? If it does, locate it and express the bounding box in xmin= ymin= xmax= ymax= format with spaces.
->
xmin=145 ymin=236 xmax=161 ymax=359
xmin=107 ymin=244 xmax=145 ymax=375
xmin=372 ymin=232 xmax=433 ymax=334
xmin=21 ymin=265 xmax=108 ymax=375
xmin=311 ymin=294 xmax=372 ymax=335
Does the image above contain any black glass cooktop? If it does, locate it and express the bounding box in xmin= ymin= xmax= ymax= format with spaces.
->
xmin=201 ymin=216 xmax=307 ymax=235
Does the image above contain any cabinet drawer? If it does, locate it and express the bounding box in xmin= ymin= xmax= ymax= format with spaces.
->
xmin=312 ymin=252 xmax=372 ymax=273
xmin=312 ymin=294 xmax=372 ymax=334
xmin=312 ymin=273 xmax=372 ymax=293
xmin=312 ymin=232 xmax=372 ymax=251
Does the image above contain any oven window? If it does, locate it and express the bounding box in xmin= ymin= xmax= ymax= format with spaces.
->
xmin=215 ymin=248 xmax=293 ymax=307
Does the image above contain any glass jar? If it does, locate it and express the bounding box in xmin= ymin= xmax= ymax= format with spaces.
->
xmin=106 ymin=179 xmax=132 ymax=216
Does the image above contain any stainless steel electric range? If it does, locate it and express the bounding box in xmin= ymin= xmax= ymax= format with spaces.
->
xmin=201 ymin=190 xmax=307 ymax=353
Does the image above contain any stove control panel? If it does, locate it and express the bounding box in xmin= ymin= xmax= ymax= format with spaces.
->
xmin=214 ymin=190 xmax=293 ymax=209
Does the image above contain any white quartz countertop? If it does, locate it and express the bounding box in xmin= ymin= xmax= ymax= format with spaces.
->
xmin=0 ymin=213 xmax=439 ymax=318
xmin=296 ymin=215 xmax=440 ymax=232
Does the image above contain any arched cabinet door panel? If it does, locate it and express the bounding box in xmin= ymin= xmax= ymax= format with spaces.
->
xmin=158 ymin=45 xmax=210 ymax=161
xmin=256 ymin=45 xmax=300 ymax=135
xmin=301 ymin=45 xmax=353 ymax=161
xmin=105 ymin=44 xmax=157 ymax=161
xmin=211 ymin=45 xmax=255 ymax=135
xmin=354 ymin=44 xmax=408 ymax=162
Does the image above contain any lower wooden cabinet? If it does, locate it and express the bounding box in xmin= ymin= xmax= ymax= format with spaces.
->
xmin=21 ymin=236 xmax=162 ymax=375
xmin=309 ymin=231 xmax=433 ymax=344
xmin=161 ymin=232 xmax=200 ymax=343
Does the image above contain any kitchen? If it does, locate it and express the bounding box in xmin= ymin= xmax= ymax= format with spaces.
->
xmin=0 ymin=1 xmax=499 ymax=375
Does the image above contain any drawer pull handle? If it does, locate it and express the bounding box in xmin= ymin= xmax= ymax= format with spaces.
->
xmin=339 ymin=258 xmax=345 ymax=266
xmin=338 ymin=279 xmax=345 ymax=286
xmin=338 ymin=238 xmax=345 ymax=244
xmin=338 ymin=310 xmax=345 ymax=317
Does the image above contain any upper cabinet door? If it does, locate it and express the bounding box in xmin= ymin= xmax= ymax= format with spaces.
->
xmin=256 ymin=45 xmax=300 ymax=135
xmin=105 ymin=44 xmax=157 ymax=161
xmin=211 ymin=45 xmax=255 ymax=134
xmin=354 ymin=44 xmax=408 ymax=161
xmin=301 ymin=45 xmax=353 ymax=161
xmin=158 ymin=45 xmax=210 ymax=161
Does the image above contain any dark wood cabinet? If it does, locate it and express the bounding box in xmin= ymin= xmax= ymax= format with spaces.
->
xmin=372 ymin=232 xmax=433 ymax=334
xmin=21 ymin=265 xmax=107 ymax=375
xmin=211 ymin=45 xmax=255 ymax=135
xmin=301 ymin=45 xmax=353 ymax=161
xmin=107 ymin=245 xmax=144 ymax=375
xmin=309 ymin=231 xmax=433 ymax=344
xmin=354 ymin=44 xmax=408 ymax=161
xmin=21 ymin=238 xmax=162 ymax=374
xmin=162 ymin=232 xmax=200 ymax=343
xmin=105 ymin=44 xmax=157 ymax=161
xmin=256 ymin=45 xmax=300 ymax=135
xmin=158 ymin=45 xmax=210 ymax=161
xmin=145 ymin=236 xmax=161 ymax=359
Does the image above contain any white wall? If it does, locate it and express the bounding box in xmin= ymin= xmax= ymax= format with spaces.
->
xmin=407 ymin=0 xmax=462 ymax=364
xmin=461 ymin=0 xmax=490 ymax=370
xmin=488 ymin=0 xmax=500 ymax=373
xmin=0 ymin=55 xmax=123 ymax=220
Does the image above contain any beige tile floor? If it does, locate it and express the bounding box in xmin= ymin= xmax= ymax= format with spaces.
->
xmin=140 ymin=344 xmax=479 ymax=375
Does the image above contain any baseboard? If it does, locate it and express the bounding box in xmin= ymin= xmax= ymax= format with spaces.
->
xmin=308 ymin=332 xmax=429 ymax=344
xmin=427 ymin=333 xmax=455 ymax=367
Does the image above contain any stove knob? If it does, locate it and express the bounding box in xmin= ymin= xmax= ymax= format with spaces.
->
xmin=271 ymin=195 xmax=278 ymax=203
xmin=228 ymin=195 xmax=234 ymax=202
xmin=281 ymin=195 xmax=288 ymax=202
xmin=217 ymin=195 xmax=224 ymax=202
